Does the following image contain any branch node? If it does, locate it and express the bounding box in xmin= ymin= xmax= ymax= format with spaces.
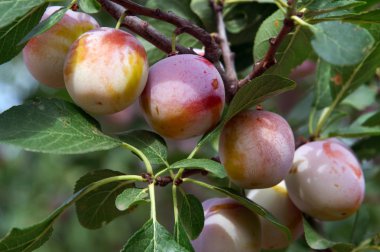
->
xmin=141 ymin=173 xmax=154 ymax=184
xmin=174 ymin=178 xmax=183 ymax=186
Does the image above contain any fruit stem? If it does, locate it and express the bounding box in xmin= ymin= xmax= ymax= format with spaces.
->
xmin=115 ymin=11 xmax=127 ymax=30
xmin=122 ymin=143 xmax=157 ymax=219
xmin=171 ymin=31 xmax=177 ymax=54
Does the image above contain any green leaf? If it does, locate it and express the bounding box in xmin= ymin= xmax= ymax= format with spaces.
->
xmin=313 ymin=59 xmax=333 ymax=109
xmin=0 ymin=3 xmax=47 ymax=65
xmin=121 ymin=219 xmax=188 ymax=252
xmin=341 ymin=85 xmax=376 ymax=110
xmin=0 ymin=221 xmax=54 ymax=252
xmin=310 ymin=21 xmax=374 ymax=66
xmin=174 ymin=221 xmax=194 ymax=252
xmin=0 ymin=0 xmax=45 ymax=29
xmin=79 ymin=0 xmax=101 ymax=13
xmin=224 ymin=3 xmax=268 ymax=33
xmin=0 ymin=98 xmax=121 ymax=154
xmin=329 ymin=40 xmax=380 ymax=102
xmin=169 ymin=159 xmax=226 ymax=179
xmin=311 ymin=9 xmax=380 ymax=24
xmin=190 ymin=0 xmax=216 ymax=31
xmin=225 ymin=74 xmax=296 ymax=121
xmin=254 ymin=10 xmax=312 ymax=77
xmin=304 ymin=0 xmax=366 ymax=14
xmin=226 ymin=2 xmax=276 ymax=46
xmin=195 ymin=183 xmax=291 ymax=240
xmin=119 ymin=130 xmax=168 ymax=165
xmin=329 ymin=112 xmax=380 ymax=137
xmin=352 ymin=136 xmax=380 ymax=160
xmin=253 ymin=9 xmax=282 ymax=61
xmin=115 ymin=188 xmax=149 ymax=211
xmin=303 ymin=217 xmax=354 ymax=251
xmin=18 ymin=6 xmax=67 ymax=45
xmin=362 ymin=111 xmax=380 ymax=127
xmin=74 ymin=169 xmax=135 ymax=229
xmin=179 ymin=194 xmax=204 ymax=240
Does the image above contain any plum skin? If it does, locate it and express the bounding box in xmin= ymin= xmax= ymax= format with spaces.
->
xmin=247 ymin=181 xmax=303 ymax=250
xmin=219 ymin=110 xmax=295 ymax=189
xmin=192 ymin=198 xmax=261 ymax=252
xmin=140 ymin=54 xmax=225 ymax=140
xmin=23 ymin=6 xmax=99 ymax=88
xmin=64 ymin=27 xmax=148 ymax=115
xmin=285 ymin=139 xmax=365 ymax=221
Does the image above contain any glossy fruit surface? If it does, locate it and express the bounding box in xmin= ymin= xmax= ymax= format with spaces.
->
xmin=219 ymin=110 xmax=295 ymax=188
xmin=247 ymin=181 xmax=303 ymax=249
xmin=140 ymin=54 xmax=225 ymax=139
xmin=285 ymin=139 xmax=365 ymax=221
xmin=23 ymin=6 xmax=99 ymax=88
xmin=192 ymin=198 xmax=261 ymax=252
xmin=64 ymin=27 xmax=148 ymax=115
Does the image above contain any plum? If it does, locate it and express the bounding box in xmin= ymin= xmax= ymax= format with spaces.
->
xmin=140 ymin=54 xmax=225 ymax=139
xmin=23 ymin=6 xmax=99 ymax=88
xmin=285 ymin=139 xmax=365 ymax=221
xmin=192 ymin=198 xmax=261 ymax=252
xmin=247 ymin=181 xmax=303 ymax=249
xmin=219 ymin=110 xmax=295 ymax=188
xmin=64 ymin=27 xmax=148 ymax=115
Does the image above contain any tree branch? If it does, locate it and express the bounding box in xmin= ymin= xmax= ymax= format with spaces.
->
xmin=100 ymin=0 xmax=237 ymax=102
xmin=211 ymin=0 xmax=239 ymax=102
xmin=109 ymin=0 xmax=220 ymax=63
xmin=238 ymin=0 xmax=297 ymax=87
xmin=98 ymin=0 xmax=193 ymax=54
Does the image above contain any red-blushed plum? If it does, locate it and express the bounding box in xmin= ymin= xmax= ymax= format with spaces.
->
xmin=192 ymin=198 xmax=261 ymax=252
xmin=246 ymin=181 xmax=303 ymax=250
xmin=64 ymin=27 xmax=148 ymax=115
xmin=140 ymin=54 xmax=225 ymax=139
xmin=23 ymin=6 xmax=99 ymax=88
xmin=219 ymin=110 xmax=295 ymax=188
xmin=285 ymin=139 xmax=365 ymax=221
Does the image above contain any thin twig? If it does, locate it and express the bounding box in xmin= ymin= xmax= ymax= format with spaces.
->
xmin=99 ymin=0 xmax=237 ymax=96
xmin=238 ymin=0 xmax=297 ymax=87
xmin=211 ymin=0 xmax=239 ymax=102
xmin=109 ymin=0 xmax=220 ymax=63
xmin=98 ymin=0 xmax=194 ymax=54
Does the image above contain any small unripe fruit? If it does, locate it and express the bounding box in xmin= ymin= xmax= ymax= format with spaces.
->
xmin=219 ymin=110 xmax=295 ymax=189
xmin=285 ymin=139 xmax=365 ymax=221
xmin=64 ymin=27 xmax=148 ymax=115
xmin=23 ymin=6 xmax=99 ymax=88
xmin=192 ymin=198 xmax=261 ymax=252
xmin=247 ymin=182 xmax=303 ymax=250
xmin=140 ymin=54 xmax=225 ymax=139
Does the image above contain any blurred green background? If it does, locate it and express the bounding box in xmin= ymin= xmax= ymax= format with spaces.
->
xmin=1 ymin=1 xmax=380 ymax=251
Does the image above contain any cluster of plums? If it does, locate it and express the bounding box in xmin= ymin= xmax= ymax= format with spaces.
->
xmin=23 ymin=6 xmax=225 ymax=140
xmin=196 ymin=123 xmax=365 ymax=251
xmin=23 ymin=6 xmax=365 ymax=251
